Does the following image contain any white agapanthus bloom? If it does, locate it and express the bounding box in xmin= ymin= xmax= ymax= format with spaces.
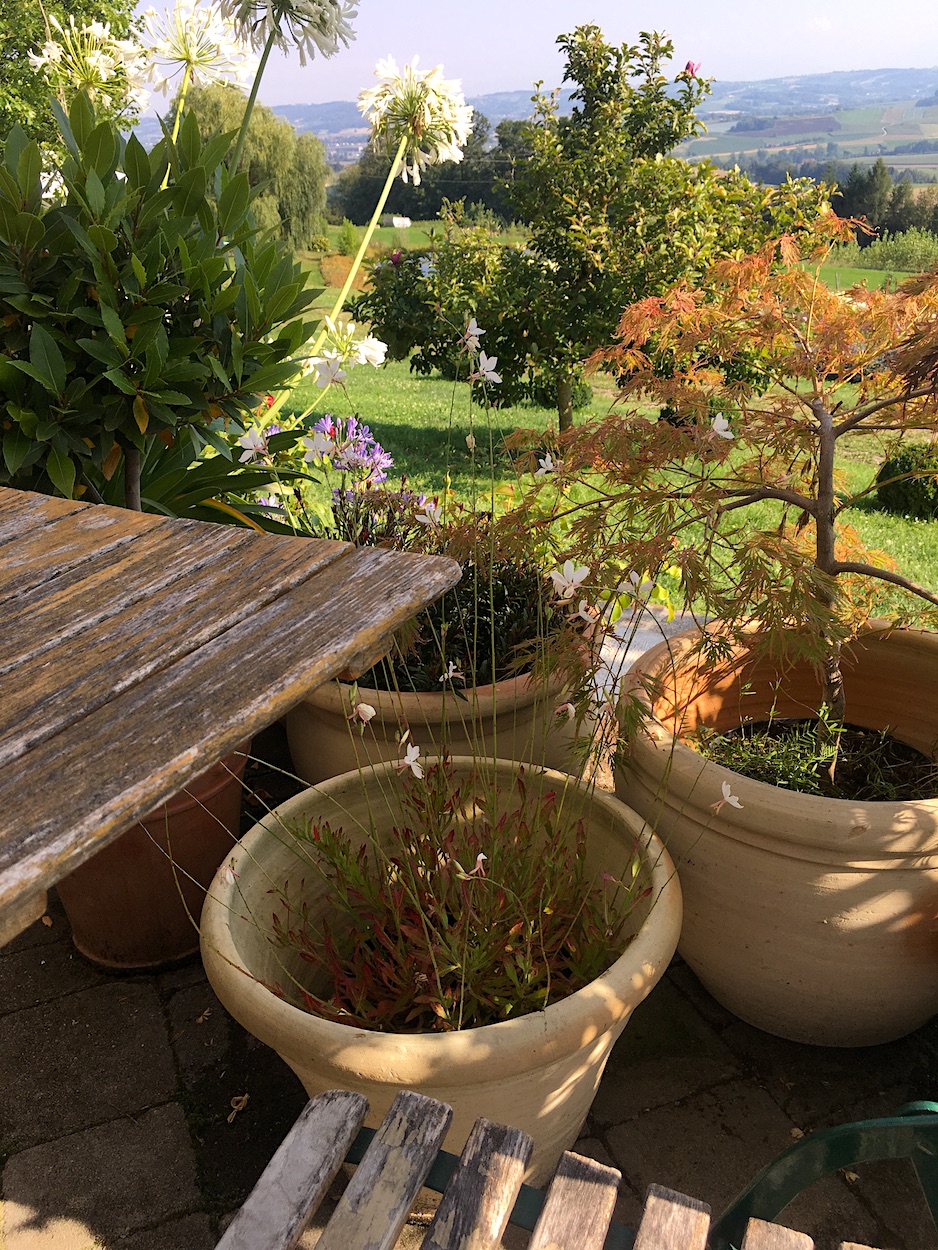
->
xmin=353 ymin=334 xmax=388 ymax=367
xmin=218 ymin=0 xmax=357 ymax=65
xmin=358 ymin=54 xmax=474 ymax=185
xmin=29 ymin=15 xmax=151 ymax=116
xmin=143 ymin=0 xmax=257 ymax=94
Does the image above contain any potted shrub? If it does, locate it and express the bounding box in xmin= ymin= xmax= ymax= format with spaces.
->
xmin=533 ymin=229 xmax=938 ymax=1045
xmin=200 ymin=754 xmax=681 ymax=1182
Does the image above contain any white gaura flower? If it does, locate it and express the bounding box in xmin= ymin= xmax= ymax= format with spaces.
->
xmin=439 ymin=660 xmax=464 ymax=684
xmin=549 ymin=560 xmax=589 ymax=601
xmin=311 ymin=353 xmax=347 ymax=389
xmin=397 ymin=742 xmax=424 ymax=779
xmin=534 ymin=452 xmax=557 ymax=478
xmin=347 ymin=700 xmax=376 ymax=724
xmin=237 ymin=428 xmax=268 ymax=461
xmin=620 ymin=570 xmax=655 ymax=600
xmin=463 ymin=317 xmax=484 ymax=352
xmin=711 ymin=780 xmax=744 ymax=813
xmin=416 ymin=501 xmax=443 ymax=527
xmin=358 ymin=54 xmax=474 ymax=185
xmin=143 ymin=0 xmax=257 ymax=94
xmin=301 ymin=430 xmax=335 ymax=461
xmin=218 ymin=0 xmax=357 ymax=65
xmin=555 ymin=702 xmax=576 ymax=721
xmin=465 ymin=432 xmax=476 ymax=451
xmin=476 ymin=351 xmax=501 ymax=384
xmin=711 ymin=414 xmax=734 ymax=440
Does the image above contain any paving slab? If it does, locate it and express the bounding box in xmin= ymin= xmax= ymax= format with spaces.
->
xmin=590 ymin=977 xmax=741 ymax=1126
xmin=604 ymin=1078 xmax=885 ymax=1250
xmin=0 ymin=937 xmax=108 ymax=1017
xmin=0 ymin=981 xmax=177 ymax=1153
xmin=1 ymin=1104 xmax=200 ymax=1249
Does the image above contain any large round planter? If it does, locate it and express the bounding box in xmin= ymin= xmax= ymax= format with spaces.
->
xmin=285 ymin=672 xmax=580 ymax=785
xmin=200 ymin=757 xmax=681 ymax=1183
xmin=616 ymin=624 xmax=938 ymax=1046
xmin=58 ymin=746 xmax=250 ymax=969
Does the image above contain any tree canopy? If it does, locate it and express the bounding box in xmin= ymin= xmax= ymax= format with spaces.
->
xmin=183 ymin=84 xmax=329 ymax=251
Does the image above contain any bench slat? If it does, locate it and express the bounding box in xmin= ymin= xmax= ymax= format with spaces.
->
xmin=422 ymin=1116 xmax=534 ymax=1250
xmin=633 ymin=1184 xmax=710 ymax=1250
xmin=528 ymin=1150 xmax=620 ymax=1250
xmin=216 ymin=1090 xmax=368 ymax=1250
xmin=741 ymin=1217 xmax=814 ymax=1250
xmin=316 ymin=1091 xmax=453 ymax=1250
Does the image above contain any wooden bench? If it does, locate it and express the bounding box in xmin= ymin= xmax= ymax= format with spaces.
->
xmin=0 ymin=488 xmax=459 ymax=944
xmin=217 ymin=1089 xmax=885 ymax=1250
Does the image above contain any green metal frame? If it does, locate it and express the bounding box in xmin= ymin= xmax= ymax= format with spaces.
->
xmin=709 ymin=1102 xmax=938 ymax=1250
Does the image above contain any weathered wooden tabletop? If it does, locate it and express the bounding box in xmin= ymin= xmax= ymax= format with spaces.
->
xmin=0 ymin=487 xmax=459 ymax=943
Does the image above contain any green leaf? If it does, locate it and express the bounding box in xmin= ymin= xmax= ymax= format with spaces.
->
xmin=99 ymin=303 xmax=129 ymax=352
xmin=2 ymin=426 xmax=30 ymax=474
xmin=3 ymin=126 xmax=27 ymax=179
xmin=123 ymin=133 xmax=151 ymax=190
xmin=69 ymin=93 xmax=95 ymax=150
xmin=172 ymin=166 xmax=207 ymax=218
xmin=50 ymin=100 xmax=80 ymax=160
xmin=200 ymin=130 xmax=237 ymax=176
xmin=83 ymin=122 xmax=118 ymax=179
xmin=47 ymin=447 xmax=76 ymax=498
xmin=14 ymin=212 xmax=43 ymax=252
xmin=30 ymin=323 xmax=66 ymax=394
xmin=87 ymin=225 xmax=118 ymax=253
xmin=85 ymin=169 xmax=106 ymax=218
xmin=16 ymin=142 xmax=41 ymax=203
xmin=131 ymin=254 xmax=148 ymax=287
xmin=218 ymin=173 xmax=251 ymax=236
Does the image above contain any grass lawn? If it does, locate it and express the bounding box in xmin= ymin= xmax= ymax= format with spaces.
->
xmin=816 ymin=265 xmax=912 ymax=291
xmin=281 ymin=360 xmax=938 ymax=602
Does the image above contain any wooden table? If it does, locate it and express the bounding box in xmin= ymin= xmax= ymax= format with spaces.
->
xmin=218 ymin=1089 xmax=879 ymax=1250
xmin=0 ymin=487 xmax=459 ymax=944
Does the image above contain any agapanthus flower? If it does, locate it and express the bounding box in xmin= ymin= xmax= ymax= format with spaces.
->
xmin=29 ymin=15 xmax=150 ymax=116
xmin=358 ymin=54 xmax=474 ymax=185
xmin=143 ymin=0 xmax=257 ymax=94
xmin=354 ymin=334 xmax=388 ymax=367
xmin=218 ymin=0 xmax=357 ymax=65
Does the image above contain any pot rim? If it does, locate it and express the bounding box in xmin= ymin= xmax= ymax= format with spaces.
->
xmin=623 ymin=624 xmax=938 ymax=858
xmin=201 ymin=757 xmax=681 ymax=1083
xmin=301 ymin=668 xmax=567 ymax=723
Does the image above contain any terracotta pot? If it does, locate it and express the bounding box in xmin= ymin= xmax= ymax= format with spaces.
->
xmin=58 ymin=746 xmax=250 ymax=969
xmin=616 ymin=624 xmax=938 ymax=1046
xmin=200 ymin=757 xmax=681 ymax=1183
xmin=285 ymin=672 xmax=580 ymax=785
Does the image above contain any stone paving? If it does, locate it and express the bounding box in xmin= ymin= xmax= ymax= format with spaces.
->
xmin=3 ymin=620 xmax=938 ymax=1248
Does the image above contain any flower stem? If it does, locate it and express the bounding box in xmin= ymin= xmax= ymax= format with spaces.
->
xmin=160 ymin=63 xmax=192 ymax=190
xmin=231 ymin=28 xmax=278 ymax=173
xmin=308 ymin=134 xmax=408 ymax=358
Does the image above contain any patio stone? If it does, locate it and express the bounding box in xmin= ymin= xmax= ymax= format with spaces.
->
xmin=0 ymin=981 xmax=176 ymax=1152
xmin=2 ymin=892 xmax=68 ymax=957
xmin=604 ymin=1078 xmax=886 ymax=1250
xmin=1 ymin=1104 xmax=200 ymax=1249
xmin=164 ymin=980 xmax=232 ymax=1084
xmin=849 ymin=1157 xmax=938 ymax=1250
xmin=719 ymin=1014 xmax=938 ymax=1127
xmin=114 ymin=1213 xmax=216 ymax=1249
xmin=0 ymin=937 xmax=108 ymax=1017
xmin=591 ymin=977 xmax=742 ymax=1126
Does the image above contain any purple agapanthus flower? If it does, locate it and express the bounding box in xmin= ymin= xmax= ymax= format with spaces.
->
xmin=314 ymin=414 xmax=393 ymax=485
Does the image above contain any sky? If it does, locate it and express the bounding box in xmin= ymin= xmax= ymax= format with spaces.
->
xmin=136 ymin=0 xmax=938 ymax=108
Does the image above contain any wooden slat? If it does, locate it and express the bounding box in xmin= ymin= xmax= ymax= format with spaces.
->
xmin=839 ymin=1243 xmax=884 ymax=1250
xmin=0 ymin=543 xmax=459 ymax=927
xmin=216 ymin=1090 xmax=368 ymax=1250
xmin=741 ymin=1218 xmax=814 ymax=1250
xmin=528 ymin=1151 xmax=621 ymax=1250
xmin=316 ymin=1091 xmax=453 ymax=1250
xmin=0 ymin=530 xmax=349 ymax=763
xmin=0 ymin=487 xmax=92 ymax=543
xmin=0 ymin=889 xmax=46 ymax=947
xmin=422 ymin=1117 xmax=534 ymax=1250
xmin=633 ymin=1184 xmax=710 ymax=1250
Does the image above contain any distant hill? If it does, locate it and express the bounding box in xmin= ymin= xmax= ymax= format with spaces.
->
xmin=130 ymin=67 xmax=938 ymax=165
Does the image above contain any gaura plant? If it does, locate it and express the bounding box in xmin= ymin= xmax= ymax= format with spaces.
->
xmin=524 ymin=225 xmax=938 ymax=727
xmin=0 ymin=93 xmax=319 ymax=508
xmin=266 ymin=756 xmax=646 ymax=1032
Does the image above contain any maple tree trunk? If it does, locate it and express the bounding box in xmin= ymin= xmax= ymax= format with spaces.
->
xmin=557 ymin=377 xmax=574 ymax=433
xmin=814 ymin=402 xmax=845 ymax=725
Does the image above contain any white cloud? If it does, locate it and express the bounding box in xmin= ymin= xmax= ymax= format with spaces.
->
xmin=810 ymin=15 xmax=834 ymax=32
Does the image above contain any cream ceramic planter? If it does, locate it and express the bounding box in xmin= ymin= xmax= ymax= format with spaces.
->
xmin=285 ymin=672 xmax=580 ymax=785
xmin=200 ymin=757 xmax=681 ymax=1183
xmin=616 ymin=624 xmax=938 ymax=1047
